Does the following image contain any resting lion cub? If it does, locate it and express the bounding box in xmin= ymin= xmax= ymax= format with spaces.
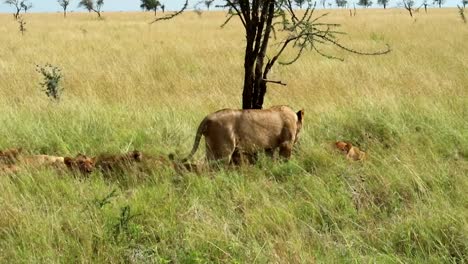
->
xmin=63 ymin=154 xmax=95 ymax=174
xmin=335 ymin=141 xmax=366 ymax=161
xmin=94 ymin=150 xmax=143 ymax=173
xmin=0 ymin=164 xmax=20 ymax=174
xmin=0 ymin=147 xmax=23 ymax=165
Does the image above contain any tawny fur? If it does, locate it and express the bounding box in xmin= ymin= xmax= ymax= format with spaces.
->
xmin=94 ymin=150 xmax=143 ymax=173
xmin=335 ymin=141 xmax=366 ymax=161
xmin=181 ymin=105 xmax=304 ymax=164
xmin=21 ymin=155 xmax=65 ymax=166
xmin=346 ymin=146 xmax=367 ymax=161
xmin=0 ymin=147 xmax=23 ymax=165
xmin=0 ymin=164 xmax=20 ymax=174
xmin=0 ymin=149 xmax=95 ymax=174
xmin=63 ymin=154 xmax=95 ymax=174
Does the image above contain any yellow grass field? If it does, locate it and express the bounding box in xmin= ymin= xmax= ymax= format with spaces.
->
xmin=0 ymin=8 xmax=467 ymax=262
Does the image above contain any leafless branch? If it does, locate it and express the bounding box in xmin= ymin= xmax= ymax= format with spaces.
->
xmin=151 ymin=0 xmax=188 ymax=23
xmin=263 ymin=79 xmax=287 ymax=86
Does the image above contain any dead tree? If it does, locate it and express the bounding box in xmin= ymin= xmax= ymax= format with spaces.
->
xmin=153 ymin=0 xmax=390 ymax=109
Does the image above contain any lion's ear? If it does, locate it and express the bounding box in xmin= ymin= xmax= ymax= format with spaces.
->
xmin=297 ymin=109 xmax=304 ymax=122
xmin=132 ymin=150 xmax=143 ymax=161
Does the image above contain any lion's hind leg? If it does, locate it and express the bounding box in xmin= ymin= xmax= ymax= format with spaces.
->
xmin=205 ymin=138 xmax=235 ymax=166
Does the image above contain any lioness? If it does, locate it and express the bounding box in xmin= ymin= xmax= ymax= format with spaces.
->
xmin=0 ymin=164 xmax=20 ymax=174
xmin=0 ymin=153 xmax=94 ymax=174
xmin=181 ymin=105 xmax=304 ymax=164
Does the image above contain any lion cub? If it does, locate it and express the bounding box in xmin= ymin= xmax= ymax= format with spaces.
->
xmin=94 ymin=150 xmax=143 ymax=173
xmin=335 ymin=141 xmax=366 ymax=161
xmin=0 ymin=147 xmax=23 ymax=165
xmin=0 ymin=164 xmax=20 ymax=174
xmin=63 ymin=154 xmax=95 ymax=174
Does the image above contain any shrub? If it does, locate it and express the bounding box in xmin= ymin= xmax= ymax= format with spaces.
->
xmin=36 ymin=64 xmax=63 ymax=101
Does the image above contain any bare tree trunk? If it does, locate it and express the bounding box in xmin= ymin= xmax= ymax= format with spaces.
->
xmin=241 ymin=1 xmax=275 ymax=109
xmin=242 ymin=27 xmax=256 ymax=109
xmin=254 ymin=2 xmax=275 ymax=109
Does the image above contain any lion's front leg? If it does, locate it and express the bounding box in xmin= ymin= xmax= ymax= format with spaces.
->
xmin=279 ymin=143 xmax=292 ymax=160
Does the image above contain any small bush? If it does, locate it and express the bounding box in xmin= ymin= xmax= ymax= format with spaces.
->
xmin=36 ymin=64 xmax=64 ymax=101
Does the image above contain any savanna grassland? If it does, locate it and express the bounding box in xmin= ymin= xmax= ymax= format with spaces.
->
xmin=0 ymin=8 xmax=467 ymax=263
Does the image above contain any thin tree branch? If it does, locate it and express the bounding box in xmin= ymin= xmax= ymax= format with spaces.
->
xmin=263 ymin=79 xmax=287 ymax=86
xmin=151 ymin=0 xmax=188 ymax=23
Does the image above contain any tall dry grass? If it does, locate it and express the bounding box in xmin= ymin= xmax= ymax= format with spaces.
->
xmin=0 ymin=9 xmax=467 ymax=262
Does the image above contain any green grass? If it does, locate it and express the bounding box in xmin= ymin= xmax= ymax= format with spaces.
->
xmin=0 ymin=9 xmax=467 ymax=263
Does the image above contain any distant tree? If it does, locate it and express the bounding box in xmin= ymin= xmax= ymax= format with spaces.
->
xmin=3 ymin=0 xmax=31 ymax=20
xmin=358 ymin=0 xmax=372 ymax=7
xmin=161 ymin=4 xmax=165 ymax=12
xmin=336 ymin=0 xmax=348 ymax=7
xmin=204 ymin=0 xmax=213 ymax=10
xmin=57 ymin=0 xmax=70 ymax=18
xmin=462 ymin=0 xmax=467 ymax=8
xmin=78 ymin=0 xmax=104 ymax=18
xmin=377 ymin=0 xmax=389 ymax=8
xmin=433 ymin=0 xmax=444 ymax=8
xmin=294 ymin=0 xmax=306 ymax=8
xmin=319 ymin=0 xmax=327 ymax=8
xmin=140 ymin=0 xmax=161 ymax=16
xmin=422 ymin=0 xmax=429 ymax=12
xmin=403 ymin=0 xmax=415 ymax=17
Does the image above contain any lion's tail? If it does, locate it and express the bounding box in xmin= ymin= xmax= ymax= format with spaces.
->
xmin=181 ymin=117 xmax=208 ymax=163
